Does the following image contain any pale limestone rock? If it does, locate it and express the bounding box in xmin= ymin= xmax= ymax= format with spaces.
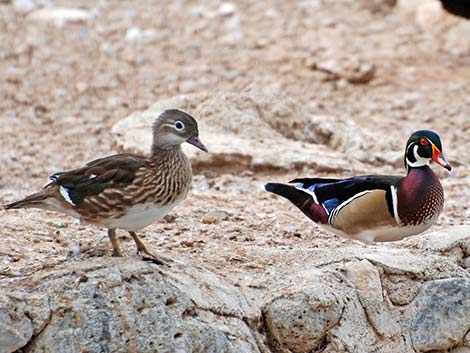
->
xmin=382 ymin=274 xmax=421 ymax=305
xmin=307 ymin=57 xmax=376 ymax=84
xmin=410 ymin=278 xmax=470 ymax=352
xmin=0 ymin=292 xmax=50 ymax=335
xmin=202 ymin=210 xmax=229 ymax=224
xmin=346 ymin=259 xmax=400 ymax=338
xmin=111 ymin=88 xmax=369 ymax=174
xmin=0 ymin=306 xmax=33 ymax=353
xmin=451 ymin=347 xmax=470 ymax=353
xmin=263 ymin=280 xmax=344 ymax=353
xmin=1 ymin=225 xmax=469 ymax=352
xmin=0 ymin=259 xmax=260 ymax=353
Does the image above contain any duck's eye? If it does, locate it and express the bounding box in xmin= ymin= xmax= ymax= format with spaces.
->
xmin=175 ymin=121 xmax=184 ymax=130
xmin=420 ymin=138 xmax=429 ymax=146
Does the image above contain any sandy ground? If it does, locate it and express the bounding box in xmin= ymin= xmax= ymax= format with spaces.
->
xmin=1 ymin=0 xmax=469 ymax=282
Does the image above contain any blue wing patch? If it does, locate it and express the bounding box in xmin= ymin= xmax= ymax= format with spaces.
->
xmin=322 ymin=198 xmax=340 ymax=214
xmin=296 ymin=182 xmax=340 ymax=214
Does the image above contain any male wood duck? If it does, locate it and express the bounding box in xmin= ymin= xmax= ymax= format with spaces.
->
xmin=4 ymin=109 xmax=208 ymax=262
xmin=265 ymin=130 xmax=451 ymax=242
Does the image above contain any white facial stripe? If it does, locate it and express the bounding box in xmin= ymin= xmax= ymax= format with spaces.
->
xmin=390 ymin=185 xmax=400 ymax=224
xmin=413 ymin=145 xmax=422 ymax=162
xmin=406 ymin=144 xmax=429 ymax=168
xmin=406 ymin=142 xmax=414 ymax=155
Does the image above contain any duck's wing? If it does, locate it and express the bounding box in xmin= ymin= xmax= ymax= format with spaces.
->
xmin=47 ymin=153 xmax=148 ymax=206
xmin=291 ymin=175 xmax=404 ymax=232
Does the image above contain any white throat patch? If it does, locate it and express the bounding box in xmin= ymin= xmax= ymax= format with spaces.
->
xmin=406 ymin=144 xmax=429 ymax=169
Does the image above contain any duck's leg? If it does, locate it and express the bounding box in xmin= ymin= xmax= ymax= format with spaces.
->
xmin=128 ymin=231 xmax=168 ymax=265
xmin=108 ymin=228 xmax=123 ymax=257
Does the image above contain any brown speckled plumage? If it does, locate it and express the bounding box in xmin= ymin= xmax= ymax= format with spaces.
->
xmin=75 ymin=148 xmax=192 ymax=224
xmin=4 ymin=109 xmax=207 ymax=262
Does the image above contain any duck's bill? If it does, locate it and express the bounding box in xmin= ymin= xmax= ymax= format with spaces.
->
xmin=186 ymin=136 xmax=208 ymax=152
xmin=432 ymin=145 xmax=451 ymax=171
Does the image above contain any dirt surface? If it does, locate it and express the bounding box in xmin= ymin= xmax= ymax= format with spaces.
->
xmin=1 ymin=0 xmax=469 ymax=284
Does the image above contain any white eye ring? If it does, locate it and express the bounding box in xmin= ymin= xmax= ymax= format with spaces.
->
xmin=175 ymin=121 xmax=185 ymax=130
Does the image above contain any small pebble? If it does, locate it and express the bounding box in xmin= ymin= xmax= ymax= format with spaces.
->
xmin=202 ymin=211 xmax=229 ymax=224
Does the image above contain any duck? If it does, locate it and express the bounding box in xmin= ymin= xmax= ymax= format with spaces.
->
xmin=265 ymin=130 xmax=451 ymax=242
xmin=4 ymin=109 xmax=208 ymax=262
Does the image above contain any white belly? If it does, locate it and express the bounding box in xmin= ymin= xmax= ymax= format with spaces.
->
xmin=103 ymin=201 xmax=182 ymax=231
xmin=320 ymin=222 xmax=434 ymax=243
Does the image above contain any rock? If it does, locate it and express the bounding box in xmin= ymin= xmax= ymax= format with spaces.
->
xmin=1 ymin=228 xmax=470 ymax=352
xmin=202 ymin=211 xmax=229 ymax=224
xmin=0 ymin=305 xmax=33 ymax=353
xmin=263 ymin=279 xmax=344 ymax=353
xmin=0 ymin=292 xmax=51 ymax=336
xmin=260 ymin=228 xmax=470 ymax=353
xmin=307 ymin=57 xmax=376 ymax=84
xmin=66 ymin=242 xmax=82 ymax=258
xmin=382 ymin=274 xmax=421 ymax=305
xmin=403 ymin=225 xmax=470 ymax=255
xmin=111 ymin=87 xmax=370 ymax=174
xmin=451 ymin=347 xmax=470 ymax=353
xmin=0 ymin=259 xmax=259 ymax=353
xmin=346 ymin=260 xmax=400 ymax=337
xmin=27 ymin=7 xmax=91 ymax=27
xmin=410 ymin=278 xmax=470 ymax=352
xmin=306 ymin=114 xmax=369 ymax=153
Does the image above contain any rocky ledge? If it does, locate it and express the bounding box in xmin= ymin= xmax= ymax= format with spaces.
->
xmin=1 ymin=226 xmax=469 ymax=353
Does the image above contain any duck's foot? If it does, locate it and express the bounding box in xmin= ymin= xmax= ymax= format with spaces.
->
xmin=129 ymin=231 xmax=173 ymax=266
xmin=139 ymin=249 xmax=173 ymax=266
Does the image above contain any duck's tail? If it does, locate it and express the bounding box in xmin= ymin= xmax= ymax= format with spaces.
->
xmin=3 ymin=191 xmax=49 ymax=210
xmin=265 ymin=182 xmax=329 ymax=224
xmin=265 ymin=183 xmax=312 ymax=207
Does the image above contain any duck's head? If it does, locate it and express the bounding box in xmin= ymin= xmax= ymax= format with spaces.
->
xmin=404 ymin=130 xmax=451 ymax=172
xmin=152 ymin=109 xmax=208 ymax=152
